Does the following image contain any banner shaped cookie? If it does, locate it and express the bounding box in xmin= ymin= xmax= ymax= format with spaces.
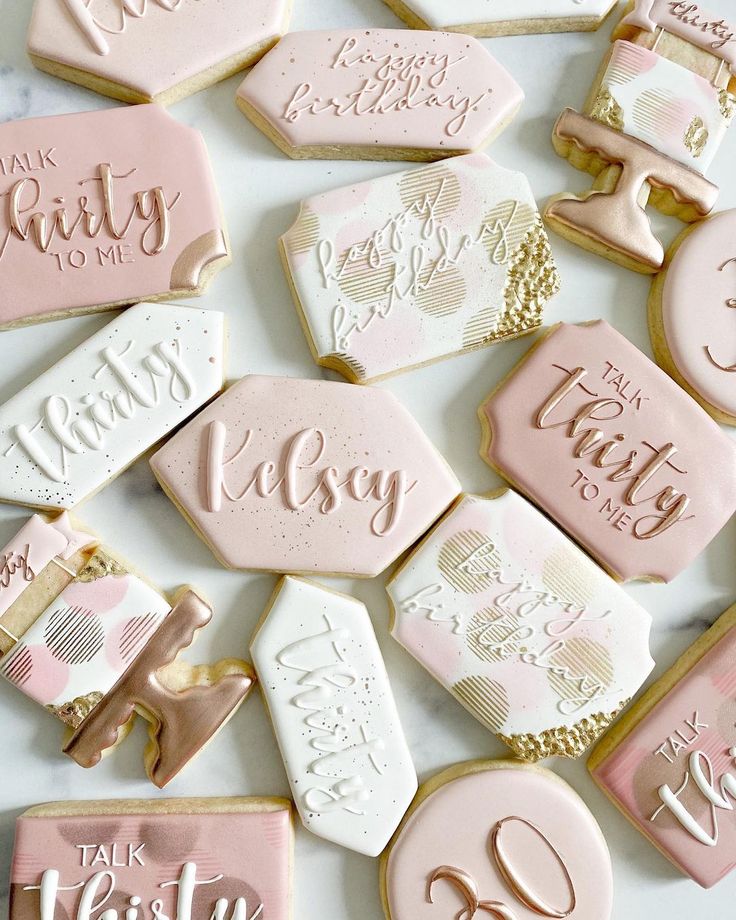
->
xmin=236 ymin=29 xmax=523 ymax=161
xmin=281 ymin=154 xmax=560 ymax=383
xmin=0 ymin=303 xmax=225 ymax=509
xmin=650 ymin=209 xmax=736 ymax=425
xmin=0 ymin=106 xmax=228 ymax=329
xmin=251 ymin=577 xmax=417 ymax=856
xmin=381 ymin=0 xmax=618 ymax=36
xmin=150 ymin=375 xmax=461 ymax=576
xmin=479 ymin=321 xmax=736 ymax=582
xmin=589 ymin=602 xmax=736 ymax=888
xmin=0 ymin=514 xmax=255 ymax=787
xmin=28 ymin=0 xmax=291 ymax=105
xmin=10 ymin=798 xmax=292 ymax=920
xmin=387 ymin=490 xmax=654 ymax=761
xmin=380 ymin=760 xmax=613 ymax=920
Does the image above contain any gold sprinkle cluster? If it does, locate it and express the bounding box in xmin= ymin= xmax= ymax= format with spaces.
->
xmin=498 ymin=703 xmax=626 ymax=761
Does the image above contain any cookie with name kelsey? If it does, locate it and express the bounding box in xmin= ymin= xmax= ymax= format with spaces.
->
xmin=0 ymin=106 xmax=229 ymax=330
xmin=10 ymin=797 xmax=292 ymax=920
xmin=150 ymin=375 xmax=461 ymax=576
xmin=478 ymin=320 xmax=736 ymax=582
xmin=589 ymin=601 xmax=736 ymax=888
xmin=387 ymin=489 xmax=654 ymax=761
xmin=27 ymin=0 xmax=291 ymax=105
xmin=381 ymin=0 xmax=618 ymax=37
xmin=380 ymin=759 xmax=613 ymax=920
xmin=250 ymin=576 xmax=417 ymax=857
xmin=649 ymin=209 xmax=736 ymax=425
xmin=0 ymin=512 xmax=255 ymax=787
xmin=235 ymin=29 xmax=524 ymax=161
xmin=0 ymin=302 xmax=225 ymax=510
xmin=281 ymin=154 xmax=560 ymax=384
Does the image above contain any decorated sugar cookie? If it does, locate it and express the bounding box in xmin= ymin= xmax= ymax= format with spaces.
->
xmin=281 ymin=154 xmax=560 ymax=383
xmin=0 ymin=106 xmax=229 ymax=329
xmin=27 ymin=0 xmax=291 ymax=105
xmin=380 ymin=760 xmax=613 ymax=920
xmin=545 ymin=0 xmax=736 ymax=272
xmin=10 ymin=797 xmax=292 ymax=919
xmin=150 ymin=375 xmax=461 ymax=576
xmin=649 ymin=209 xmax=736 ymax=425
xmin=478 ymin=321 xmax=736 ymax=582
xmin=250 ymin=577 xmax=417 ymax=856
xmin=236 ymin=29 xmax=524 ymax=161
xmin=0 ymin=303 xmax=225 ymax=509
xmin=381 ymin=0 xmax=618 ymax=37
xmin=387 ymin=490 xmax=654 ymax=761
xmin=590 ymin=601 xmax=736 ymax=888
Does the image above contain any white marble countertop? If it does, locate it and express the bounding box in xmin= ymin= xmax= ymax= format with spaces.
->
xmin=1 ymin=0 xmax=736 ymax=917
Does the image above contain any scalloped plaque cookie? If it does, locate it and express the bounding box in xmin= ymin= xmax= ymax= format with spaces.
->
xmin=250 ymin=577 xmax=417 ymax=856
xmin=479 ymin=321 xmax=736 ymax=583
xmin=236 ymin=29 xmax=524 ymax=161
xmin=281 ymin=154 xmax=560 ymax=383
xmin=0 ymin=303 xmax=225 ymax=510
xmin=387 ymin=490 xmax=654 ymax=761
xmin=28 ymin=0 xmax=292 ymax=105
xmin=0 ymin=106 xmax=228 ymax=329
xmin=380 ymin=760 xmax=613 ymax=920
xmin=10 ymin=798 xmax=293 ymax=920
xmin=150 ymin=375 xmax=460 ymax=576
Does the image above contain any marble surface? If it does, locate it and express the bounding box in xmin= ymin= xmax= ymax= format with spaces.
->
xmin=1 ymin=0 xmax=736 ymax=917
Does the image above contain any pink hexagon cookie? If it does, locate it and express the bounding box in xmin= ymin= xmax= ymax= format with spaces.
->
xmin=150 ymin=375 xmax=461 ymax=576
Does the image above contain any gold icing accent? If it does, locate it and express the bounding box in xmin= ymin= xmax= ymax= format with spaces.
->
xmin=498 ymin=704 xmax=627 ymax=761
xmin=47 ymin=691 xmax=104 ymax=729
xmin=287 ymin=206 xmax=320 ymax=254
xmin=453 ymin=676 xmax=510 ymax=733
xmin=437 ymin=530 xmax=501 ymax=594
xmin=415 ymin=264 xmax=466 ymax=317
xmin=481 ymin=200 xmax=535 ymax=264
xmin=589 ymin=88 xmax=625 ymax=133
xmin=336 ymin=256 xmax=395 ymax=306
xmin=398 ymin=166 xmax=461 ymax=220
xmin=718 ymin=89 xmax=736 ymax=122
xmin=498 ymin=217 xmax=561 ymax=338
xmin=169 ymin=229 xmax=229 ymax=291
xmin=542 ymin=547 xmax=597 ymax=607
xmin=76 ymin=551 xmax=127 ymax=582
xmin=684 ymin=117 xmax=708 ymax=158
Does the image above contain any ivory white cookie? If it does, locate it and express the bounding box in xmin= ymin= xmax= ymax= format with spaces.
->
xmin=0 ymin=303 xmax=225 ymax=509
xmin=250 ymin=576 xmax=417 ymax=857
xmin=281 ymin=154 xmax=560 ymax=383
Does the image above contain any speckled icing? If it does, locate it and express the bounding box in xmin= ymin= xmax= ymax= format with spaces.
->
xmin=591 ymin=610 xmax=736 ymax=887
xmin=384 ymin=762 xmax=613 ymax=920
xmin=0 ymin=106 xmax=228 ymax=328
xmin=384 ymin=0 xmax=617 ymax=31
xmin=250 ymin=576 xmax=417 ymax=856
xmin=281 ymin=154 xmax=560 ymax=383
xmin=660 ymin=210 xmax=736 ymax=419
xmin=479 ymin=321 xmax=736 ymax=582
xmin=10 ymin=800 xmax=293 ymax=920
xmin=236 ymin=29 xmax=524 ymax=156
xmin=150 ymin=375 xmax=461 ymax=576
xmin=589 ymin=41 xmax=735 ymax=173
xmin=28 ymin=0 xmax=290 ymax=102
xmin=0 ymin=303 xmax=224 ymax=509
xmin=387 ymin=490 xmax=654 ymax=760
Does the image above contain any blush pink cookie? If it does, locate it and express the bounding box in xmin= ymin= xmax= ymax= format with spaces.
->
xmin=10 ymin=797 xmax=293 ymax=920
xmin=28 ymin=0 xmax=291 ymax=105
xmin=479 ymin=320 xmax=736 ymax=583
xmin=0 ymin=106 xmax=228 ymax=329
xmin=235 ymin=29 xmax=524 ymax=161
xmin=589 ymin=602 xmax=736 ymax=888
xmin=380 ymin=760 xmax=613 ymax=920
xmin=150 ymin=375 xmax=461 ymax=577
xmin=649 ymin=210 xmax=736 ymax=425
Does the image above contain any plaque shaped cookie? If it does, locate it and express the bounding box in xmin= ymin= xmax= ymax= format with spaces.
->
xmin=236 ymin=29 xmax=524 ymax=161
xmin=150 ymin=375 xmax=461 ymax=576
xmin=28 ymin=0 xmax=291 ymax=105
xmin=387 ymin=490 xmax=654 ymax=761
xmin=0 ymin=106 xmax=229 ymax=329
xmin=381 ymin=0 xmax=618 ymax=36
xmin=479 ymin=321 xmax=736 ymax=583
xmin=589 ymin=602 xmax=736 ymax=888
xmin=281 ymin=154 xmax=560 ymax=384
xmin=380 ymin=760 xmax=613 ymax=920
xmin=0 ymin=303 xmax=225 ymax=509
xmin=251 ymin=577 xmax=417 ymax=857
xmin=649 ymin=210 xmax=736 ymax=426
xmin=10 ymin=798 xmax=293 ymax=920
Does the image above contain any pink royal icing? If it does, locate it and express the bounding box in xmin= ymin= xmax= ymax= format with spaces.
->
xmin=479 ymin=321 xmax=736 ymax=582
